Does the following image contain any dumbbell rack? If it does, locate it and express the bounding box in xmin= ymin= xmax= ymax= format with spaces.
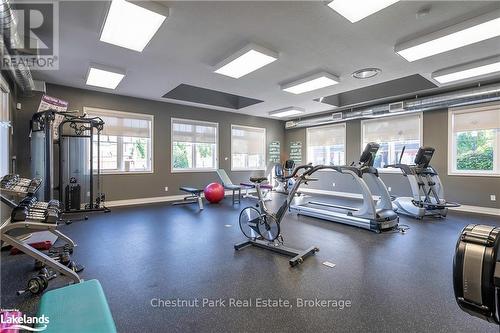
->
xmin=1 ymin=175 xmax=81 ymax=285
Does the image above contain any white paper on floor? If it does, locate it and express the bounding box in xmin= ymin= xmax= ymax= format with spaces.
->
xmin=322 ymin=261 xmax=336 ymax=268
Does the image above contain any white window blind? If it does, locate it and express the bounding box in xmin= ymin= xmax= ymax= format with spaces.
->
xmin=449 ymin=104 xmax=500 ymax=176
xmin=0 ymin=75 xmax=10 ymax=176
xmin=84 ymin=107 xmax=154 ymax=173
xmin=307 ymin=124 xmax=346 ymax=166
xmin=231 ymin=125 xmax=266 ymax=170
xmin=361 ymin=113 xmax=422 ymax=169
xmin=171 ymin=118 xmax=218 ymax=171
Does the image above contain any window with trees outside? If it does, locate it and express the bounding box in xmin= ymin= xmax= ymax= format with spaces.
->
xmin=231 ymin=125 xmax=266 ymax=170
xmin=307 ymin=123 xmax=346 ymax=166
xmin=171 ymin=118 xmax=218 ymax=172
xmin=84 ymin=107 xmax=153 ymax=173
xmin=361 ymin=113 xmax=422 ymax=170
xmin=448 ymin=104 xmax=500 ymax=176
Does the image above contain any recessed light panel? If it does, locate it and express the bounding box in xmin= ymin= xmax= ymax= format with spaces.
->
xmin=352 ymin=68 xmax=381 ymax=79
xmin=100 ymin=0 xmax=167 ymax=52
xmin=395 ymin=13 xmax=500 ymax=62
xmin=328 ymin=0 xmax=400 ymax=23
xmin=214 ymin=44 xmax=278 ymax=79
xmin=282 ymin=72 xmax=339 ymax=94
xmin=269 ymin=107 xmax=305 ymax=118
xmin=432 ymin=56 xmax=500 ymax=84
xmin=86 ymin=66 xmax=125 ymax=89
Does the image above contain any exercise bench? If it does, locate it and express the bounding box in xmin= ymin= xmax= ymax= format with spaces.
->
xmin=216 ymin=169 xmax=242 ymax=204
xmin=36 ymin=279 xmax=117 ymax=333
xmin=173 ymin=187 xmax=204 ymax=210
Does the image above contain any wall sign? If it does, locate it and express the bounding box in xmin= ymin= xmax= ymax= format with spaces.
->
xmin=268 ymin=141 xmax=280 ymax=163
xmin=289 ymin=141 xmax=302 ymax=165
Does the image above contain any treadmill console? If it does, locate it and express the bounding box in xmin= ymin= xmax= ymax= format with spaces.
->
xmin=359 ymin=142 xmax=380 ymax=167
xmin=414 ymin=147 xmax=435 ymax=169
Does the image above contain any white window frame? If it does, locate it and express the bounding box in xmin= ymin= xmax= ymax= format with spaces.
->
xmin=448 ymin=103 xmax=500 ymax=177
xmin=231 ymin=124 xmax=266 ymax=171
xmin=84 ymin=107 xmax=154 ymax=175
xmin=361 ymin=112 xmax=423 ymax=173
xmin=306 ymin=123 xmax=346 ymax=171
xmin=171 ymin=118 xmax=219 ymax=173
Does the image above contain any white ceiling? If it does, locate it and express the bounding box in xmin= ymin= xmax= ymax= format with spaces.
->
xmin=33 ymin=0 xmax=500 ymax=118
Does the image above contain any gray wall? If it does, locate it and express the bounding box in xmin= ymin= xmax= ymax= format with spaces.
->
xmin=13 ymin=84 xmax=286 ymax=201
xmin=285 ymin=110 xmax=500 ymax=209
xmin=11 ymin=83 xmax=500 ymax=209
xmin=2 ymin=76 xmax=18 ymax=223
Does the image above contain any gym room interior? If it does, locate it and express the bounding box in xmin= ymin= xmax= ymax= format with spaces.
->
xmin=1 ymin=0 xmax=500 ymax=332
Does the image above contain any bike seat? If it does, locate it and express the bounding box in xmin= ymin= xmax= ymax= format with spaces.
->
xmin=249 ymin=177 xmax=268 ymax=184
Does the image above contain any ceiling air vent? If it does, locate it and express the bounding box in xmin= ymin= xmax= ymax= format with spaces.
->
xmin=331 ymin=112 xmax=343 ymax=121
xmin=285 ymin=121 xmax=297 ymax=129
xmin=389 ymin=101 xmax=405 ymax=112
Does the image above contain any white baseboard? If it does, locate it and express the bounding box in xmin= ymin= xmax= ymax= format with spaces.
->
xmin=300 ymin=188 xmax=500 ymax=217
xmin=105 ymin=195 xmax=187 ymax=207
xmin=448 ymin=205 xmax=500 ymax=217
xmin=105 ymin=189 xmax=257 ymax=208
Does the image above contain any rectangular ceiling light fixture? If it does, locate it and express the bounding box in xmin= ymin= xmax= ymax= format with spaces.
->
xmin=214 ymin=43 xmax=278 ymax=79
xmin=282 ymin=72 xmax=339 ymax=94
xmin=86 ymin=65 xmax=125 ymax=89
xmin=269 ymin=107 xmax=305 ymax=118
xmin=432 ymin=56 xmax=500 ymax=84
xmin=327 ymin=0 xmax=400 ymax=23
xmin=395 ymin=12 xmax=500 ymax=62
xmin=100 ymin=0 xmax=167 ymax=52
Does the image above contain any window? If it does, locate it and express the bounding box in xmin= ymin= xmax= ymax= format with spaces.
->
xmin=449 ymin=104 xmax=500 ymax=176
xmin=361 ymin=113 xmax=422 ymax=169
xmin=306 ymin=124 xmax=346 ymax=166
xmin=84 ymin=107 xmax=153 ymax=173
xmin=231 ymin=125 xmax=266 ymax=170
xmin=0 ymin=75 xmax=10 ymax=177
xmin=171 ymin=118 xmax=218 ymax=172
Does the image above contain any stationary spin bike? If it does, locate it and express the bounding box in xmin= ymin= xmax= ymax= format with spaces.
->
xmin=234 ymin=165 xmax=319 ymax=266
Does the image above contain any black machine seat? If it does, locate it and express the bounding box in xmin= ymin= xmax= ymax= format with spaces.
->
xmin=179 ymin=187 xmax=203 ymax=194
xmin=250 ymin=177 xmax=269 ymax=184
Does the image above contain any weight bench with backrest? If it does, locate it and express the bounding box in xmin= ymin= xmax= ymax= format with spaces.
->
xmin=174 ymin=187 xmax=204 ymax=210
xmin=216 ymin=169 xmax=241 ymax=204
xmin=36 ymin=279 xmax=116 ymax=333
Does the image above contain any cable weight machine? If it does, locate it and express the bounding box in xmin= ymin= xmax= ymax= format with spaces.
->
xmin=30 ymin=110 xmax=110 ymax=216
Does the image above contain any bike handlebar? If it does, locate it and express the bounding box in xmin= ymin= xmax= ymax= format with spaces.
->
xmin=289 ymin=164 xmax=314 ymax=178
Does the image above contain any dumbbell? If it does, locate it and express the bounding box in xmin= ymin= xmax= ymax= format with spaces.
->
xmin=17 ymin=268 xmax=57 ymax=295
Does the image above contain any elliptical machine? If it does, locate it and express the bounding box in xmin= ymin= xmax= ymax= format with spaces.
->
xmin=385 ymin=146 xmax=459 ymax=219
xmin=454 ymin=224 xmax=500 ymax=325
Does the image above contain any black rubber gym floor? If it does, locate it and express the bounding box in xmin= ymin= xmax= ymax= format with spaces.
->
xmin=1 ymin=193 xmax=499 ymax=333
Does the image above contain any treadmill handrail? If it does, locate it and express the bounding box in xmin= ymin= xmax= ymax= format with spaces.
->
xmin=385 ymin=163 xmax=413 ymax=175
xmin=304 ymin=165 xmax=363 ymax=178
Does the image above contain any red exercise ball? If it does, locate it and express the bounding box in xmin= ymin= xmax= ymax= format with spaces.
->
xmin=204 ymin=182 xmax=225 ymax=203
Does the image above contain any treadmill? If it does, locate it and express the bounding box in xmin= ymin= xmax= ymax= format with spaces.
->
xmin=290 ymin=143 xmax=399 ymax=233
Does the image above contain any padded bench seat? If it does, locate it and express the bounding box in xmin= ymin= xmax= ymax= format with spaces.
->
xmin=37 ymin=279 xmax=116 ymax=333
xmin=179 ymin=187 xmax=203 ymax=194
xmin=176 ymin=187 xmax=204 ymax=210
